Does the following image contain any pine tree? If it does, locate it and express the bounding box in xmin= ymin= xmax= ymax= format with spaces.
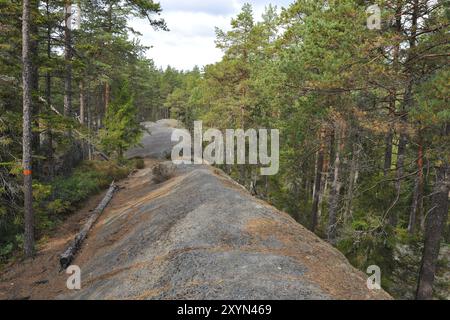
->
xmin=99 ymin=80 xmax=142 ymax=159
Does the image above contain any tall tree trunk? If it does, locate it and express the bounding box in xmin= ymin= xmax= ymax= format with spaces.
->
xmin=416 ymin=165 xmax=449 ymax=300
xmin=79 ymin=80 xmax=87 ymax=159
xmin=79 ymin=80 xmax=85 ymax=125
xmin=328 ymin=151 xmax=341 ymax=245
xmin=22 ymin=0 xmax=35 ymax=258
xmin=383 ymin=1 xmax=401 ymax=180
xmin=389 ymin=130 xmax=408 ymax=227
xmin=104 ymin=82 xmax=110 ymax=112
xmin=305 ymin=178 xmax=311 ymax=202
xmin=41 ymin=0 xmax=54 ymax=180
xmin=64 ymin=1 xmax=72 ymax=118
xmin=386 ymin=0 xmax=402 ymax=223
xmin=317 ymin=169 xmax=329 ymax=223
xmin=408 ymin=136 xmax=424 ymax=234
xmin=388 ymin=86 xmax=411 ymax=228
xmin=103 ymin=2 xmax=113 ymax=114
xmin=384 ymin=129 xmax=394 ymax=176
xmin=327 ymin=121 xmax=343 ymax=245
xmin=31 ymin=0 xmax=40 ymax=156
xmin=45 ymin=0 xmax=51 ymax=106
xmin=344 ymin=132 xmax=360 ymax=222
xmin=311 ymin=128 xmax=326 ymax=232
xmin=384 ymin=102 xmax=394 ymax=176
xmin=328 ymin=123 xmax=343 ymax=245
xmin=87 ymin=92 xmax=93 ymax=161
xmin=62 ymin=1 xmax=74 ymax=174
xmin=389 ymin=0 xmax=418 ymax=227
xmin=328 ymin=154 xmax=341 ymax=245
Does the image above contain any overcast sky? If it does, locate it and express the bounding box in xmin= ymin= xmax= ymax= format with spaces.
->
xmin=129 ymin=0 xmax=293 ymax=71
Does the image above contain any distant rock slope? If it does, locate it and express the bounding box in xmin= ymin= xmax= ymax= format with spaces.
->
xmin=60 ymin=121 xmax=390 ymax=300
xmin=126 ymin=120 xmax=179 ymax=160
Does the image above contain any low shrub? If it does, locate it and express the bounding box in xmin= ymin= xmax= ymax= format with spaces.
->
xmin=131 ymin=157 xmax=145 ymax=170
xmin=152 ymin=163 xmax=176 ymax=184
xmin=0 ymin=160 xmax=131 ymax=264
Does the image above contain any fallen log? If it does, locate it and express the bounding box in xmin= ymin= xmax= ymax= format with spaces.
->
xmin=60 ymin=182 xmax=118 ymax=269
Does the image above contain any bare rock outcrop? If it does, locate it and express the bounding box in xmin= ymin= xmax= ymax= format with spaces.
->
xmin=60 ymin=129 xmax=391 ymax=299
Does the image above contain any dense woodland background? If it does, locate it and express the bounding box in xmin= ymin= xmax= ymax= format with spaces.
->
xmin=0 ymin=0 xmax=449 ymax=300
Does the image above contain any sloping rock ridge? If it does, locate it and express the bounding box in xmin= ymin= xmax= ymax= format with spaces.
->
xmin=60 ymin=120 xmax=390 ymax=300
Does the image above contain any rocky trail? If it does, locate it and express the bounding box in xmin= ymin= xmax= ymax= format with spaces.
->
xmin=0 ymin=120 xmax=391 ymax=300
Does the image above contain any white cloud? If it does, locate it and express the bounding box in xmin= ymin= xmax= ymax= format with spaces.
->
xmin=130 ymin=0 xmax=293 ymax=70
xmin=156 ymin=0 xmax=237 ymax=15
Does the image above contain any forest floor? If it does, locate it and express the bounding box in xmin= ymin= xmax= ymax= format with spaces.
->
xmin=0 ymin=121 xmax=392 ymax=300
xmin=0 ymin=159 xmax=161 ymax=300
